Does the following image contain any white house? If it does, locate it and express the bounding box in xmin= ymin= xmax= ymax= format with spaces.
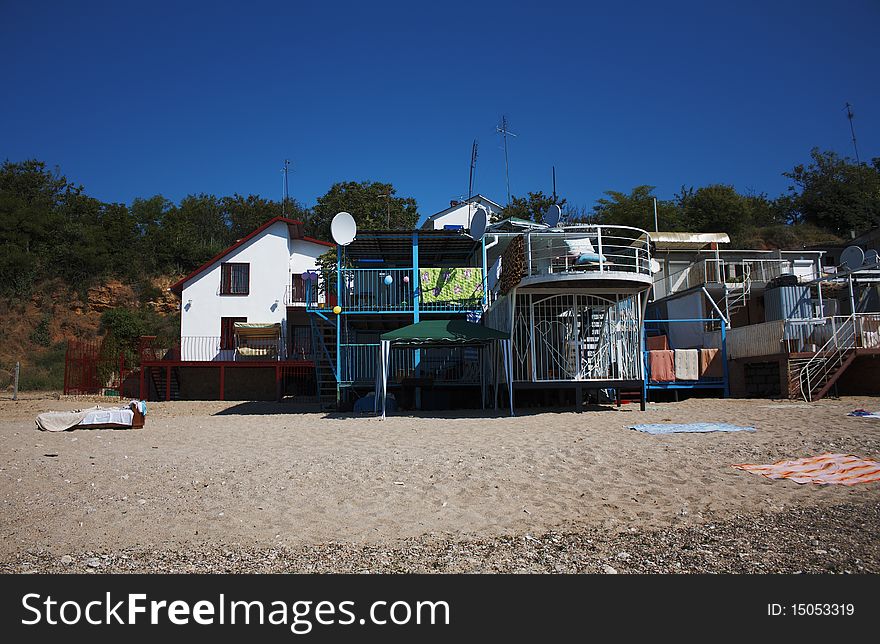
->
xmin=420 ymin=195 xmax=503 ymax=230
xmin=169 ymin=216 xmax=334 ymax=361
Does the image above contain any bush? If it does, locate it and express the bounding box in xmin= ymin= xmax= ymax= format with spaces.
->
xmin=29 ymin=316 xmax=51 ymax=347
xmin=18 ymin=342 xmax=66 ymax=391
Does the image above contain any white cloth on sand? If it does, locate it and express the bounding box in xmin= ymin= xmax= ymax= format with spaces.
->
xmin=36 ymin=406 xmax=136 ymax=432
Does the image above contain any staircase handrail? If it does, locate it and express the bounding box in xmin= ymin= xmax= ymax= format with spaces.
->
xmin=798 ymin=313 xmax=857 ymax=401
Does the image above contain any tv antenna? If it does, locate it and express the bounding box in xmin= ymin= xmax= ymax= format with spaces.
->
xmin=551 ymin=165 xmax=557 ymax=203
xmin=468 ymin=139 xmax=479 ymax=201
xmin=844 ymin=103 xmax=862 ymax=167
xmin=496 ymin=115 xmax=517 ymax=206
xmin=281 ymin=159 xmax=292 ymax=216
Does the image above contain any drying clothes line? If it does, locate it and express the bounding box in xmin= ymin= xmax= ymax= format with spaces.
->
xmin=733 ymin=453 xmax=880 ymax=486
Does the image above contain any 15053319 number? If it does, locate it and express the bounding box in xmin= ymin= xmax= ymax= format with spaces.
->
xmin=790 ymin=604 xmax=855 ymax=616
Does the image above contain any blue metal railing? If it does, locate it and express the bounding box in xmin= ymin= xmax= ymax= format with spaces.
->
xmin=306 ymin=267 xmax=485 ymax=314
xmin=338 ymin=344 xmax=481 ymax=385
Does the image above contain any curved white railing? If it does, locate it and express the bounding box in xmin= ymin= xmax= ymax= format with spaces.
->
xmin=522 ymin=225 xmax=652 ymax=279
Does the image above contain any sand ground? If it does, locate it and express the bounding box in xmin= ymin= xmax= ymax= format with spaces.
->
xmin=1 ymin=394 xmax=878 ymax=570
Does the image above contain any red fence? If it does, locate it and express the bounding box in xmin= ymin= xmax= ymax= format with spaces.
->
xmin=63 ymin=339 xmax=138 ymax=397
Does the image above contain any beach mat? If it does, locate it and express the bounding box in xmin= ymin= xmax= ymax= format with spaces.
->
xmin=733 ymin=453 xmax=880 ymax=486
xmin=630 ymin=422 xmax=755 ymax=435
xmin=847 ymin=409 xmax=880 ymax=419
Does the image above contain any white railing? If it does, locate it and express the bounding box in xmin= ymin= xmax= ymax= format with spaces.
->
xmin=654 ymin=258 xmax=800 ymax=300
xmin=174 ymin=336 xmax=303 ymax=362
xmin=523 ymin=225 xmax=652 ymax=279
xmin=794 ymin=315 xmax=858 ymax=402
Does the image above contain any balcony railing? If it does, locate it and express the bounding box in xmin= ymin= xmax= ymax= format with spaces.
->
xmin=308 ymin=267 xmax=486 ymax=313
xmin=725 ymin=314 xmax=880 ymax=359
xmin=653 ymin=258 xmax=812 ymax=300
xmin=140 ymin=336 xmax=314 ymax=363
xmin=522 ymin=225 xmax=652 ymax=279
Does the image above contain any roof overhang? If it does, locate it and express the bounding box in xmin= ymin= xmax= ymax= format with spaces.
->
xmin=642 ymin=231 xmax=731 ymax=250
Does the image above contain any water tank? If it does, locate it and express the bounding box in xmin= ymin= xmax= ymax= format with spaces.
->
xmin=764 ymin=284 xmax=811 ymax=322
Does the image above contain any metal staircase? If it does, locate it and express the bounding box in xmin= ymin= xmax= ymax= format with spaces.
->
xmin=788 ymin=314 xmax=858 ymax=402
xmin=150 ymin=366 xmax=180 ymax=401
xmin=309 ymin=316 xmax=338 ymax=410
xmin=723 ymin=264 xmax=751 ymax=322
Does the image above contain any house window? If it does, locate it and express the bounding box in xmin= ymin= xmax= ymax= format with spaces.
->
xmin=220 ymin=263 xmax=249 ymax=295
xmin=290 ymin=274 xmax=306 ymax=303
xmin=220 ymin=317 xmax=247 ymax=350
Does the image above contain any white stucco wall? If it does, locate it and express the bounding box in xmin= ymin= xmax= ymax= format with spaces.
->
xmin=178 ymin=221 xmax=330 ymax=359
xmin=428 ymin=199 xmax=502 ymax=230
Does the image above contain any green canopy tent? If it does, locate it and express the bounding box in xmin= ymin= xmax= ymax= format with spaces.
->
xmin=375 ymin=319 xmax=514 ymax=418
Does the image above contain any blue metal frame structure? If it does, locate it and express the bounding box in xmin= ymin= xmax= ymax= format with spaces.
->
xmin=642 ymin=317 xmax=729 ymax=400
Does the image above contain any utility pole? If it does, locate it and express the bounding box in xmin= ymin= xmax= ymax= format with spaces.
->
xmin=496 ymin=115 xmax=517 ymax=206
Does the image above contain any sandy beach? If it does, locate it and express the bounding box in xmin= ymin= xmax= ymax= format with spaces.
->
xmin=1 ymin=394 xmax=878 ymax=573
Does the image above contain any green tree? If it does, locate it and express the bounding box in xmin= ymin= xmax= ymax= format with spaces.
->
xmin=784 ymin=148 xmax=880 ymax=235
xmin=307 ymin=181 xmax=418 ymax=240
xmin=593 ymin=185 xmax=682 ymax=231
xmin=500 ymin=191 xmax=566 ymax=224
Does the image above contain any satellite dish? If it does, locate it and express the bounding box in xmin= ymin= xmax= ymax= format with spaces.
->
xmin=330 ymin=212 xmax=357 ymax=246
xmin=865 ymin=249 xmax=879 ymax=267
xmin=470 ymin=206 xmax=487 ymax=241
xmin=649 ymin=258 xmax=662 ymax=274
xmin=544 ymin=204 xmax=562 ymax=227
xmin=840 ymin=245 xmax=865 ymax=271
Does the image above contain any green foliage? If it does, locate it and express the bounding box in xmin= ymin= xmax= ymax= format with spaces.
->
xmin=29 ymin=316 xmax=51 ymax=347
xmin=500 ymin=191 xmax=566 ymax=224
xmin=593 ymin=185 xmax=683 ymax=231
xmin=783 ymin=148 xmax=880 ymax=235
xmin=307 ymin=181 xmax=418 ymax=240
xmin=17 ymin=342 xmax=67 ymax=391
xmin=315 ymin=249 xmax=338 ymax=295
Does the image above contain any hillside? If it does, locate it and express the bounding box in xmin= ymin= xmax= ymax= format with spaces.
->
xmin=0 ymin=276 xmax=179 ymax=392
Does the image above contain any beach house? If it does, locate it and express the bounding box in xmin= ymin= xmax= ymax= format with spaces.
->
xmin=646 ymin=231 xmax=880 ymax=400
xmin=137 ymin=216 xmax=335 ymax=401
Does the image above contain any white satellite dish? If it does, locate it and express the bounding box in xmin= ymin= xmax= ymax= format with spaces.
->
xmin=544 ymin=204 xmax=562 ymax=227
xmin=865 ymin=249 xmax=879 ymax=267
xmin=330 ymin=211 xmax=357 ymax=246
xmin=470 ymin=206 xmax=487 ymax=241
xmin=649 ymin=258 xmax=662 ymax=274
xmin=840 ymin=245 xmax=865 ymax=271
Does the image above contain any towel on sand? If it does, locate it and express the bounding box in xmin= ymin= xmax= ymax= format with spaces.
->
xmin=648 ymin=350 xmax=675 ymax=382
xmin=645 ymin=335 xmax=669 ymax=351
xmin=848 ymin=409 xmax=880 ymax=419
xmin=35 ymin=409 xmax=91 ymax=432
xmin=733 ymin=453 xmax=880 ymax=486
xmin=674 ymin=348 xmax=699 ymax=380
xmin=631 ymin=422 xmax=755 ymax=435
xmin=699 ymin=348 xmax=723 ymax=378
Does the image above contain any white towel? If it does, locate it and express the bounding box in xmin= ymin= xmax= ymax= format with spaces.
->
xmin=674 ymin=348 xmax=699 ymax=380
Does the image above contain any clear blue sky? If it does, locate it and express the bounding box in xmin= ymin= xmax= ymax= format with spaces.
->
xmin=2 ymin=0 xmax=878 ymax=223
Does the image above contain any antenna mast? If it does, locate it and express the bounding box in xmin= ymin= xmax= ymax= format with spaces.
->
xmin=496 ymin=115 xmax=517 ymax=206
xmin=551 ymin=166 xmax=557 ymax=203
xmin=281 ymin=159 xmax=292 ymax=215
xmin=468 ymin=139 xmax=479 ymax=201
xmin=844 ymin=103 xmax=862 ymax=166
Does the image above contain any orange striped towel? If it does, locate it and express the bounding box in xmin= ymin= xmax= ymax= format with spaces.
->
xmin=732 ymin=453 xmax=880 ymax=486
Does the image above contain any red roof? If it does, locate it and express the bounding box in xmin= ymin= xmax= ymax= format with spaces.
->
xmin=169 ymin=216 xmax=335 ymax=294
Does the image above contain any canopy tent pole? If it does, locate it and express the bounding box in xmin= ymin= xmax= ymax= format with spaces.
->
xmin=480 ymin=345 xmax=485 ymax=410
xmin=493 ymin=342 xmax=499 ymax=410
xmin=503 ymin=338 xmax=514 ymax=416
xmin=381 ymin=340 xmax=390 ymax=419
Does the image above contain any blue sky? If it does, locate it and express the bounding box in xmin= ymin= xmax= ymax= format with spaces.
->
xmin=1 ymin=1 xmax=878 ymax=223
